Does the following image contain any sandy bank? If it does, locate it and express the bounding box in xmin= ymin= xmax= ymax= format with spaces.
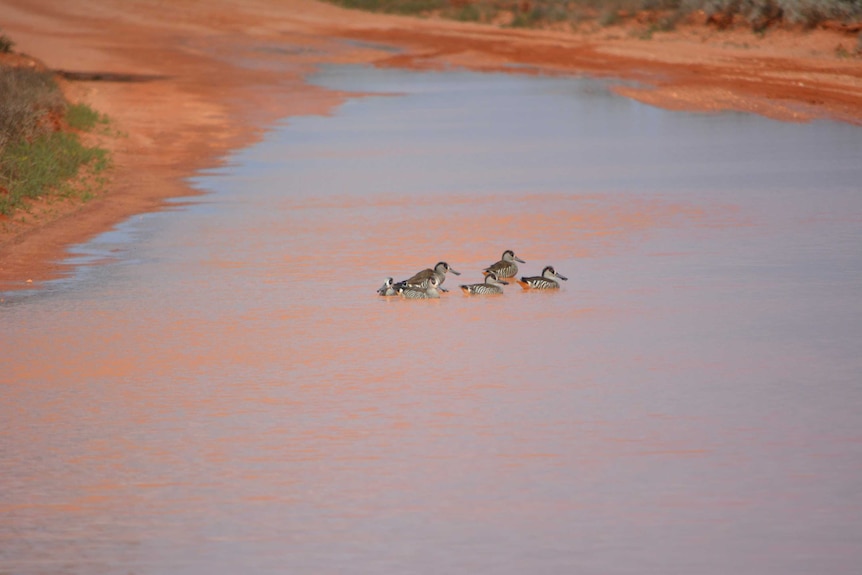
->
xmin=1 ymin=0 xmax=860 ymax=289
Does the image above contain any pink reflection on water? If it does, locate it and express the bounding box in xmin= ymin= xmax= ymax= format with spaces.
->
xmin=3 ymin=155 xmax=862 ymax=572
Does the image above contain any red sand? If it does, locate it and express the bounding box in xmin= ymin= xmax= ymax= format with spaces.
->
xmin=1 ymin=0 xmax=860 ymax=288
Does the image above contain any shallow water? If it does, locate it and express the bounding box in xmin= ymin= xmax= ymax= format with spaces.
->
xmin=2 ymin=66 xmax=862 ymax=574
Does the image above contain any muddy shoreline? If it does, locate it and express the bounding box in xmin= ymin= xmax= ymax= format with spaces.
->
xmin=1 ymin=0 xmax=860 ymax=290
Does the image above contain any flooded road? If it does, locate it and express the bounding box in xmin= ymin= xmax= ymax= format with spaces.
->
xmin=3 ymin=66 xmax=862 ymax=574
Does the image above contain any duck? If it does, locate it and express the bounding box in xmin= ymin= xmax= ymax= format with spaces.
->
xmin=483 ymin=250 xmax=525 ymax=278
xmin=377 ymin=277 xmax=397 ymax=296
xmin=517 ymin=266 xmax=568 ymax=289
xmin=460 ymin=271 xmax=508 ymax=295
xmin=396 ymin=261 xmax=460 ymax=292
xmin=398 ymin=276 xmax=442 ymax=299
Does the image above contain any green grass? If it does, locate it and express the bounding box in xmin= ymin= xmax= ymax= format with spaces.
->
xmin=0 ymin=132 xmax=110 ymax=215
xmin=66 ymin=102 xmax=110 ymax=132
xmin=1 ymin=62 xmax=112 ymax=217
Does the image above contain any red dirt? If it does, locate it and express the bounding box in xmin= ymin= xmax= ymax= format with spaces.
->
xmin=1 ymin=0 xmax=860 ymax=289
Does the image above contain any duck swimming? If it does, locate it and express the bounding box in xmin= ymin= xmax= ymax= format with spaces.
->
xmin=396 ymin=261 xmax=460 ymax=292
xmin=460 ymin=271 xmax=508 ymax=295
xmin=517 ymin=266 xmax=568 ymax=289
xmin=398 ymin=276 xmax=442 ymax=299
xmin=483 ymin=250 xmax=525 ymax=279
xmin=377 ymin=277 xmax=397 ymax=296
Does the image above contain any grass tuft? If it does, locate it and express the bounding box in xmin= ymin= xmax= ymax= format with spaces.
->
xmin=0 ymin=132 xmax=110 ymax=215
xmin=66 ymin=102 xmax=110 ymax=132
xmin=1 ymin=53 xmax=112 ymax=217
xmin=448 ymin=2 xmax=484 ymax=20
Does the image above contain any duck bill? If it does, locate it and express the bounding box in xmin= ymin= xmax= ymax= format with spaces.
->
xmin=450 ymin=268 xmax=461 ymax=275
xmin=500 ymin=280 xmax=509 ymax=285
xmin=557 ymin=274 xmax=568 ymax=281
xmin=515 ymin=257 xmax=526 ymax=263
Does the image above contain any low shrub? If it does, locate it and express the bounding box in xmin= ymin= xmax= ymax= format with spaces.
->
xmin=0 ymin=132 xmax=109 ymax=215
xmin=324 ymin=0 xmax=862 ymax=30
xmin=0 ymin=30 xmax=13 ymax=53
xmin=448 ymin=0 xmax=492 ymax=22
xmin=779 ymin=0 xmax=862 ymax=26
xmin=699 ymin=0 xmax=862 ymax=29
xmin=334 ymin=0 xmax=447 ymax=13
xmin=66 ymin=102 xmax=110 ymax=132
xmin=1 ymin=63 xmax=111 ymax=216
xmin=0 ymin=67 xmax=66 ymax=152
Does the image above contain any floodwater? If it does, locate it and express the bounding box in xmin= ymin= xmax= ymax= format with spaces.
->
xmin=3 ymin=64 xmax=862 ymax=574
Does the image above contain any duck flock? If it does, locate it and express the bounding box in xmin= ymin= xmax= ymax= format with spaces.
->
xmin=377 ymin=250 xmax=568 ymax=299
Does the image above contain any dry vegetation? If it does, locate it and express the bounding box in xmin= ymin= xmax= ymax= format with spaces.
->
xmin=327 ymin=0 xmax=862 ymax=38
xmin=0 ymin=31 xmax=110 ymax=217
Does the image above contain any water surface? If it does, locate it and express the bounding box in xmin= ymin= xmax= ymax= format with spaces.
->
xmin=2 ymin=66 xmax=862 ymax=574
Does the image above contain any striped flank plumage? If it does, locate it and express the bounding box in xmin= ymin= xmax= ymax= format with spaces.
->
xmin=483 ymin=250 xmax=525 ymax=279
xmin=460 ymin=272 xmax=508 ymax=295
xmin=517 ymin=265 xmax=568 ymax=290
xmin=398 ymin=276 xmax=442 ymax=299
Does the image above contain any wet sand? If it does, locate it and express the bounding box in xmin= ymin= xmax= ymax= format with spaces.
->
xmin=1 ymin=0 xmax=861 ymax=288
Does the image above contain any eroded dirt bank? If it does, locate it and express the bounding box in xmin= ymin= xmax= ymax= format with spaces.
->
xmin=1 ymin=0 xmax=860 ymax=288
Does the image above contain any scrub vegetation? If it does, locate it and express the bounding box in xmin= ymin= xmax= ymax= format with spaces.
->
xmin=0 ymin=31 xmax=13 ymax=53
xmin=325 ymin=0 xmax=862 ymax=33
xmin=0 ymin=58 xmax=110 ymax=216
